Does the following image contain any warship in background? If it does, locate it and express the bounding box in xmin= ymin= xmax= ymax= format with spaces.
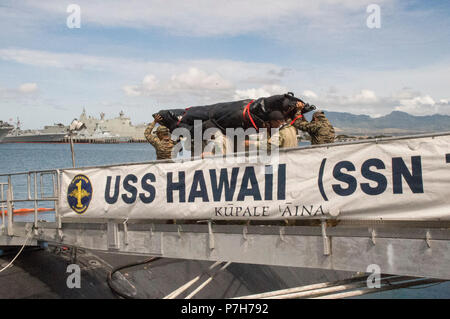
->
xmin=1 ymin=118 xmax=68 ymax=143
xmin=0 ymin=111 xmax=147 ymax=143
xmin=78 ymin=109 xmax=146 ymax=141
xmin=0 ymin=120 xmax=14 ymax=142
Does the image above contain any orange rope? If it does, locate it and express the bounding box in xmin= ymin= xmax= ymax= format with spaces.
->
xmin=242 ymin=100 xmax=257 ymax=130
xmin=0 ymin=208 xmax=55 ymax=216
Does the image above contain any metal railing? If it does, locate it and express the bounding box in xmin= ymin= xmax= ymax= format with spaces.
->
xmin=0 ymin=169 xmax=60 ymax=237
xmin=0 ymin=183 xmax=6 ymax=234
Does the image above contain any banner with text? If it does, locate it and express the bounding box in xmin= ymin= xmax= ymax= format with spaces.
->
xmin=59 ymin=134 xmax=450 ymax=220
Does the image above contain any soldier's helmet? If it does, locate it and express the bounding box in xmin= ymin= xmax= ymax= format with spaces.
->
xmin=156 ymin=125 xmax=170 ymax=135
xmin=313 ymin=110 xmax=326 ymax=120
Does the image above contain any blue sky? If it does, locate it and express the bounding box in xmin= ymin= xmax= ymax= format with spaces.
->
xmin=0 ymin=0 xmax=449 ymax=129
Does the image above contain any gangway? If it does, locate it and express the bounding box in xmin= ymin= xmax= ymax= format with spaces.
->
xmin=1 ymin=132 xmax=450 ymax=285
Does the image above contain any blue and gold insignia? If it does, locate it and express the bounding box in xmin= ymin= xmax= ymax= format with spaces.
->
xmin=67 ymin=174 xmax=93 ymax=214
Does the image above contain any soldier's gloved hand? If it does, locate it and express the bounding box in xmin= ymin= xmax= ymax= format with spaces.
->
xmin=296 ymin=101 xmax=305 ymax=111
xmin=154 ymin=114 xmax=163 ymax=123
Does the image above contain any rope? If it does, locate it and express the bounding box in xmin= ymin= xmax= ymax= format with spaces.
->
xmin=242 ymin=100 xmax=257 ymax=131
xmin=290 ymin=113 xmax=303 ymax=125
xmin=107 ymin=256 xmax=161 ymax=299
xmin=176 ymin=107 xmax=191 ymax=126
xmin=0 ymin=231 xmax=32 ymax=274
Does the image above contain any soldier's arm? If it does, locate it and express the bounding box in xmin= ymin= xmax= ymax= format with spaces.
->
xmin=303 ymin=121 xmax=322 ymax=135
xmin=292 ymin=111 xmax=310 ymax=132
xmin=144 ymin=121 xmax=160 ymax=146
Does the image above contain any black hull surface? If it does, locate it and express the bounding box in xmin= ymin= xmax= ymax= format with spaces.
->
xmin=0 ymin=247 xmax=353 ymax=299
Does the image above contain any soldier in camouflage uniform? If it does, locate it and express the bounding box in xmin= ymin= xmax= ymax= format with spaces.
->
xmin=266 ymin=111 xmax=298 ymax=149
xmin=246 ymin=111 xmax=298 ymax=150
xmin=292 ymin=109 xmax=335 ymax=145
xmin=144 ymin=114 xmax=176 ymax=160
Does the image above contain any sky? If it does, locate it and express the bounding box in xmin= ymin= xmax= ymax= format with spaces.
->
xmin=0 ymin=0 xmax=449 ymax=129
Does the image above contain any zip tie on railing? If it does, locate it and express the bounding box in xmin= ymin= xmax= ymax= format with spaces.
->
xmin=208 ymin=221 xmax=214 ymax=250
xmin=425 ymin=230 xmax=432 ymax=248
xmin=243 ymin=225 xmax=248 ymax=241
xmin=279 ymin=227 xmax=287 ymax=243
xmin=370 ymin=228 xmax=377 ymax=245
xmin=321 ymin=220 xmax=331 ymax=256
xmin=0 ymin=230 xmax=32 ymax=274
xmin=123 ymin=218 xmax=129 ymax=246
xmin=149 ymin=223 xmax=154 ymax=238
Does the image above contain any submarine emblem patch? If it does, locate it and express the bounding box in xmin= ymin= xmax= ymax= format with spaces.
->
xmin=67 ymin=174 xmax=93 ymax=214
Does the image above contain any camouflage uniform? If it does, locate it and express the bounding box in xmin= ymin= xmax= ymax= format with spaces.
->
xmin=144 ymin=122 xmax=176 ymax=160
xmin=203 ymin=131 xmax=232 ymax=156
xmin=268 ymin=124 xmax=298 ymax=148
xmin=292 ymin=111 xmax=335 ymax=145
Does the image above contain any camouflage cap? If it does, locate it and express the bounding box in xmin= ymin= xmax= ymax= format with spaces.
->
xmin=313 ymin=110 xmax=326 ymax=119
xmin=156 ymin=125 xmax=170 ymax=134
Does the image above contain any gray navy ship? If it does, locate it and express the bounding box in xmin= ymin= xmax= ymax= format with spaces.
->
xmin=0 ymin=119 xmax=67 ymax=143
xmin=1 ymin=111 xmax=146 ymax=143
xmin=0 ymin=121 xmax=14 ymax=142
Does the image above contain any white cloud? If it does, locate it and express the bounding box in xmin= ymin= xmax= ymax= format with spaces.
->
xmin=0 ymin=48 xmax=284 ymax=82
xmin=142 ymin=75 xmax=159 ymax=91
xmin=302 ymin=90 xmax=318 ymax=99
xmin=0 ymin=83 xmax=40 ymax=110
xmin=234 ymin=85 xmax=288 ymax=100
xmin=169 ymin=68 xmax=233 ymax=91
xmin=21 ymin=0 xmax=388 ymax=36
xmin=2 ymin=48 xmax=450 ymax=118
xmin=348 ymin=89 xmax=377 ymax=104
xmin=0 ymin=48 xmax=142 ymax=71
xmin=311 ymin=89 xmax=378 ymax=108
xmin=305 ymin=87 xmax=450 ymax=116
xmin=0 ymin=82 xmax=38 ymax=96
xmin=122 ymin=85 xmax=141 ymax=97
xmin=387 ymin=87 xmax=450 ymax=115
xmin=19 ymin=82 xmax=38 ymax=93
xmin=395 ymin=94 xmax=438 ymax=115
xmin=123 ymin=68 xmax=234 ymax=103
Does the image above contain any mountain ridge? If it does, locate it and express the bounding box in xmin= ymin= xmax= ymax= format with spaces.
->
xmin=320 ymin=110 xmax=450 ymax=135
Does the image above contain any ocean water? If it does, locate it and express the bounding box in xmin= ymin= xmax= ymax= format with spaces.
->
xmin=0 ymin=142 xmax=448 ymax=298
xmin=0 ymin=143 xmax=158 ymax=174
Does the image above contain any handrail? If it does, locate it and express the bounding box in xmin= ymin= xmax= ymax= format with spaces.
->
xmin=0 ymin=169 xmax=59 ymax=178
xmin=0 ymin=169 xmax=60 ymax=235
